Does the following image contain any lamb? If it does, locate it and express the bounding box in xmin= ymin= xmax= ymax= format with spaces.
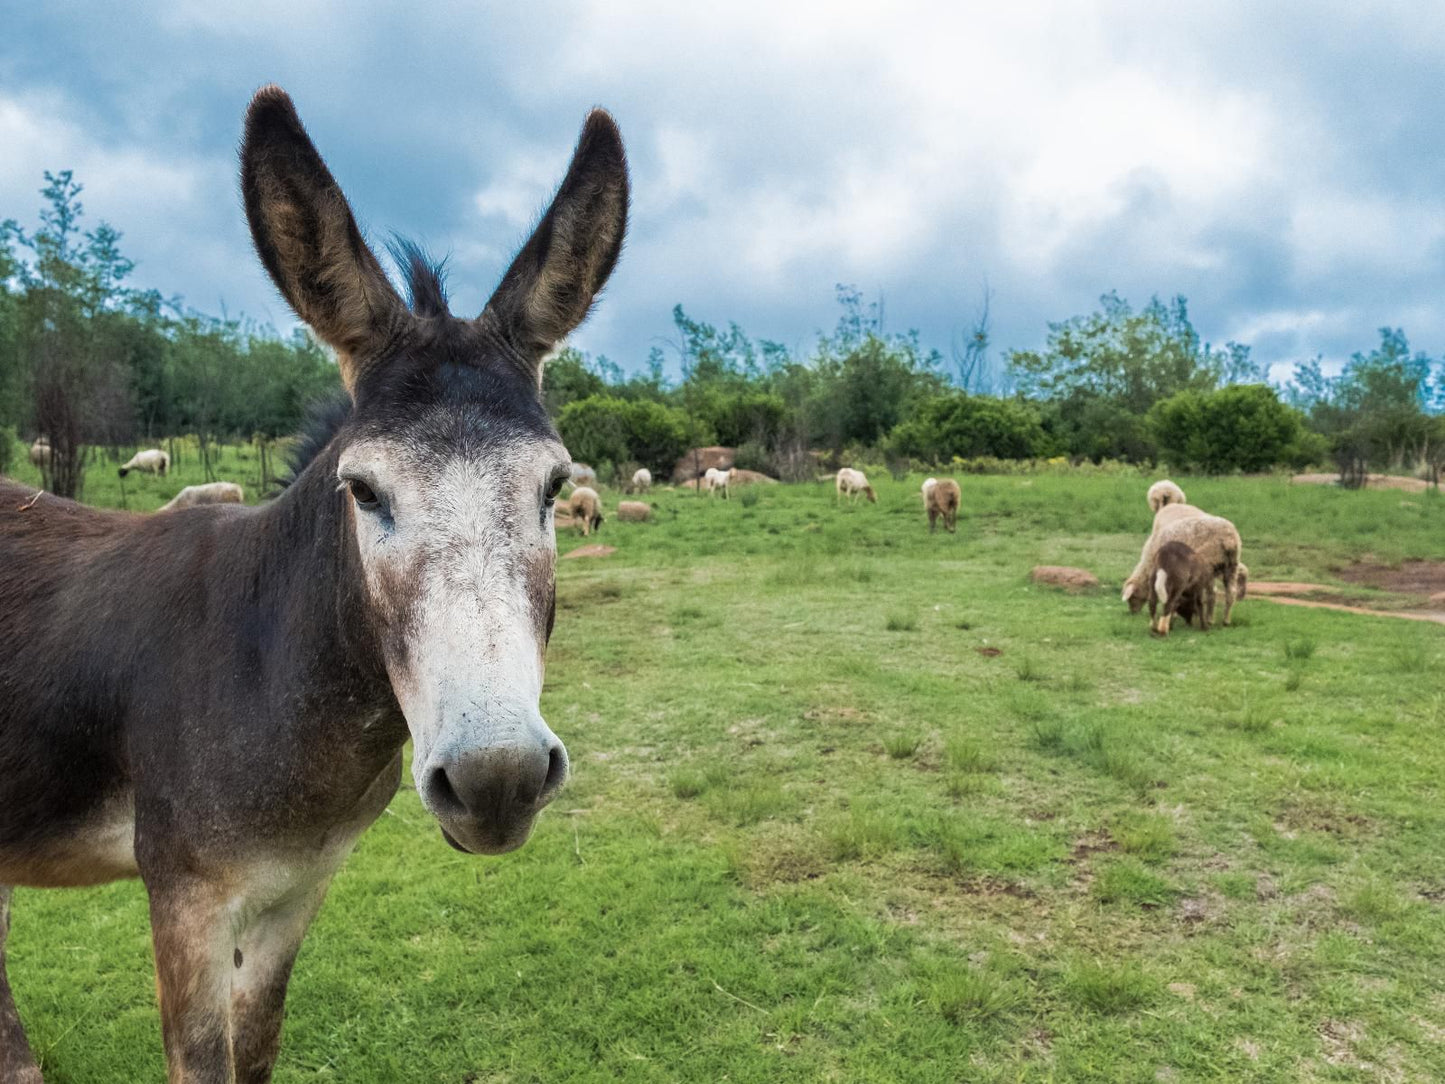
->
xmin=567 ymin=486 xmax=604 ymax=535
xmin=1147 ymin=479 xmax=1186 ymax=513
xmin=835 ymin=467 xmax=876 ymax=504
xmin=118 ymin=448 xmax=170 ymax=477
xmin=1176 ymin=561 xmax=1247 ymax=626
xmin=616 ymin=500 xmax=650 ymax=522
xmin=28 ymin=437 xmax=50 ymax=469
xmin=1146 ymin=540 xmax=1215 ymax=636
xmin=631 ymin=467 xmax=652 ymax=493
xmin=1122 ymin=502 xmax=1243 ymax=626
xmin=703 ymin=466 xmax=732 ymax=499
xmin=925 ymin=477 xmax=961 ymax=533
xmin=159 ymin=481 xmax=245 ymax=511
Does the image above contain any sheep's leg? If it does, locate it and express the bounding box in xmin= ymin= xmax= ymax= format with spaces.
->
xmin=1201 ymin=585 xmax=1215 ymax=631
xmin=230 ymin=884 xmax=328 ymax=1084
xmin=0 ymin=887 xmax=43 ymax=1084
xmin=928 ymin=508 xmax=936 ymax=533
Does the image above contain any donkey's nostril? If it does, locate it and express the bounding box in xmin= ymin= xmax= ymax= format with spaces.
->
xmin=541 ymin=742 xmax=569 ymax=802
xmin=424 ymin=764 xmax=466 ymax=818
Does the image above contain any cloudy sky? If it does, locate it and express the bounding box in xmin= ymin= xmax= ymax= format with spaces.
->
xmin=4 ymin=1 xmax=1443 ymax=383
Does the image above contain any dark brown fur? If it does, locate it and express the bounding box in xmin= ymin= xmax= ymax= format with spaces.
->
xmin=1147 ymin=540 xmax=1216 ymax=636
xmin=0 ymin=85 xmax=627 ymax=1083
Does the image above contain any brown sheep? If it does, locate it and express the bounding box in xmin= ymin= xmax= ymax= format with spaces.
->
xmin=616 ymin=501 xmax=650 ymax=522
xmin=925 ymin=478 xmax=960 ymax=533
xmin=1147 ymin=540 xmax=1216 ymax=635
xmin=567 ymin=486 xmax=604 ymax=536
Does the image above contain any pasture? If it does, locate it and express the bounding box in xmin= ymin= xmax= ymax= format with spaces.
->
xmin=6 ymin=462 xmax=1445 ymax=1081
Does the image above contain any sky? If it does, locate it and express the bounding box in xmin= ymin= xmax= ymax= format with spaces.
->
xmin=4 ymin=1 xmax=1445 ymax=385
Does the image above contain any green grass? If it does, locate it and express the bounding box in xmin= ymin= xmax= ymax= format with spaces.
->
xmin=6 ymin=461 xmax=1445 ymax=1081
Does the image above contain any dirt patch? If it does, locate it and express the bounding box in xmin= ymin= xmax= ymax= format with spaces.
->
xmin=1030 ymin=565 xmax=1099 ymax=591
xmin=975 ymin=646 xmax=1003 ymax=657
xmin=1337 ymin=559 xmax=1445 ymax=597
xmin=803 ymin=705 xmax=870 ymax=723
xmin=1293 ymin=472 xmax=1431 ymax=493
xmin=1258 ymin=596 xmax=1445 ymax=625
xmin=562 ymin=544 xmax=616 ymax=559
xmin=1068 ymin=830 xmax=1118 ymax=863
xmin=1250 ymin=581 xmax=1334 ymax=596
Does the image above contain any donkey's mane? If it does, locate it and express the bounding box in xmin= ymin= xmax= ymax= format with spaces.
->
xmin=389 ymin=238 xmax=450 ymax=319
xmin=281 ymin=390 xmax=353 ymax=487
xmin=280 ymin=241 xmax=451 ymax=488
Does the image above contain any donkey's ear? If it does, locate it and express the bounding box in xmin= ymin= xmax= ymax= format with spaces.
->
xmin=483 ymin=110 xmax=629 ymax=382
xmin=241 ymin=85 xmax=406 ymax=393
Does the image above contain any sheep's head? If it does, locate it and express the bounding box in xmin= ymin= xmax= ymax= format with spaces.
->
xmin=1122 ymin=578 xmax=1147 ymax=613
xmin=865 ymin=485 xmax=877 ymax=503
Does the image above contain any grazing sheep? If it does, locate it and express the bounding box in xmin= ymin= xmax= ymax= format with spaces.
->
xmin=567 ymin=486 xmax=604 ymax=535
xmin=703 ymin=466 xmax=732 ymax=499
xmin=159 ymin=482 xmax=245 ymax=511
xmin=921 ymin=477 xmax=937 ymax=502
xmin=118 ymin=448 xmax=170 ymax=477
xmin=1123 ymin=502 xmax=1243 ymax=626
xmin=569 ymin=462 xmax=597 ymax=488
xmin=925 ymin=478 xmax=961 ymax=533
xmin=1147 ymin=479 xmax=1186 ymax=513
xmin=835 ymin=467 xmax=877 ymax=504
xmin=28 ymin=437 xmax=50 ymax=469
xmin=631 ymin=467 xmax=652 ymax=493
xmin=1147 ymin=540 xmax=1216 ymax=635
xmin=616 ymin=500 xmax=650 ymax=522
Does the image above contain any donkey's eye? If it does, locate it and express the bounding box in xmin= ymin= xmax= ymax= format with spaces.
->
xmin=544 ymin=475 xmax=566 ymax=504
xmin=348 ymin=479 xmax=381 ymax=510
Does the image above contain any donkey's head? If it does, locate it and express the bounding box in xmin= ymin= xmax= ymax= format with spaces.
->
xmin=241 ymin=86 xmax=627 ymax=855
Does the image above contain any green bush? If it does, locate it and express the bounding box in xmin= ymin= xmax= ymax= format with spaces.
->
xmin=0 ymin=425 xmax=15 ymax=476
xmin=1150 ymin=383 xmax=1311 ymax=473
xmin=555 ymin=395 xmax=706 ymax=475
xmin=888 ymin=392 xmax=1050 ymax=462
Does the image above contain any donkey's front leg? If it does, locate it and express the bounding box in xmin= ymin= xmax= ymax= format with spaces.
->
xmin=0 ymin=887 xmax=43 ymax=1084
xmin=229 ymin=883 xmax=329 ymax=1084
xmin=147 ymin=880 xmax=237 ymax=1084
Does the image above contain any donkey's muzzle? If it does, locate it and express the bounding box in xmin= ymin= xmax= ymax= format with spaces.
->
xmin=420 ymin=734 xmax=569 ymax=855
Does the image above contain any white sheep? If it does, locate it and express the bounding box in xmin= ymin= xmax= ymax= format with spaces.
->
xmin=921 ymin=477 xmax=937 ymax=502
xmin=28 ymin=438 xmax=50 ymax=469
xmin=1147 ymin=479 xmax=1186 ymax=513
xmin=118 ymin=448 xmax=170 ymax=478
xmin=159 ymin=482 xmax=245 ymax=511
xmin=703 ymin=466 xmax=732 ymax=499
xmin=569 ymin=462 xmax=597 ymax=488
xmin=631 ymin=467 xmax=652 ymax=493
xmin=567 ymin=486 xmax=604 ymax=535
xmin=1122 ymin=502 xmax=1243 ymax=626
xmin=835 ymin=467 xmax=876 ymax=504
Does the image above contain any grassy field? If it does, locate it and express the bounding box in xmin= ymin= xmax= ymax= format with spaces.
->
xmin=6 ymin=460 xmax=1445 ymax=1081
xmin=6 ymin=436 xmax=279 ymax=511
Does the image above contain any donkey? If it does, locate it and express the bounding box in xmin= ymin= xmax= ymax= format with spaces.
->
xmin=0 ymin=85 xmax=627 ymax=1083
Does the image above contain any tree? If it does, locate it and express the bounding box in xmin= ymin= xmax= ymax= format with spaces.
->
xmin=1150 ymin=384 xmax=1314 ymax=473
xmin=888 ymin=392 xmax=1050 ymax=462
xmin=1007 ymin=292 xmax=1250 ymax=415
